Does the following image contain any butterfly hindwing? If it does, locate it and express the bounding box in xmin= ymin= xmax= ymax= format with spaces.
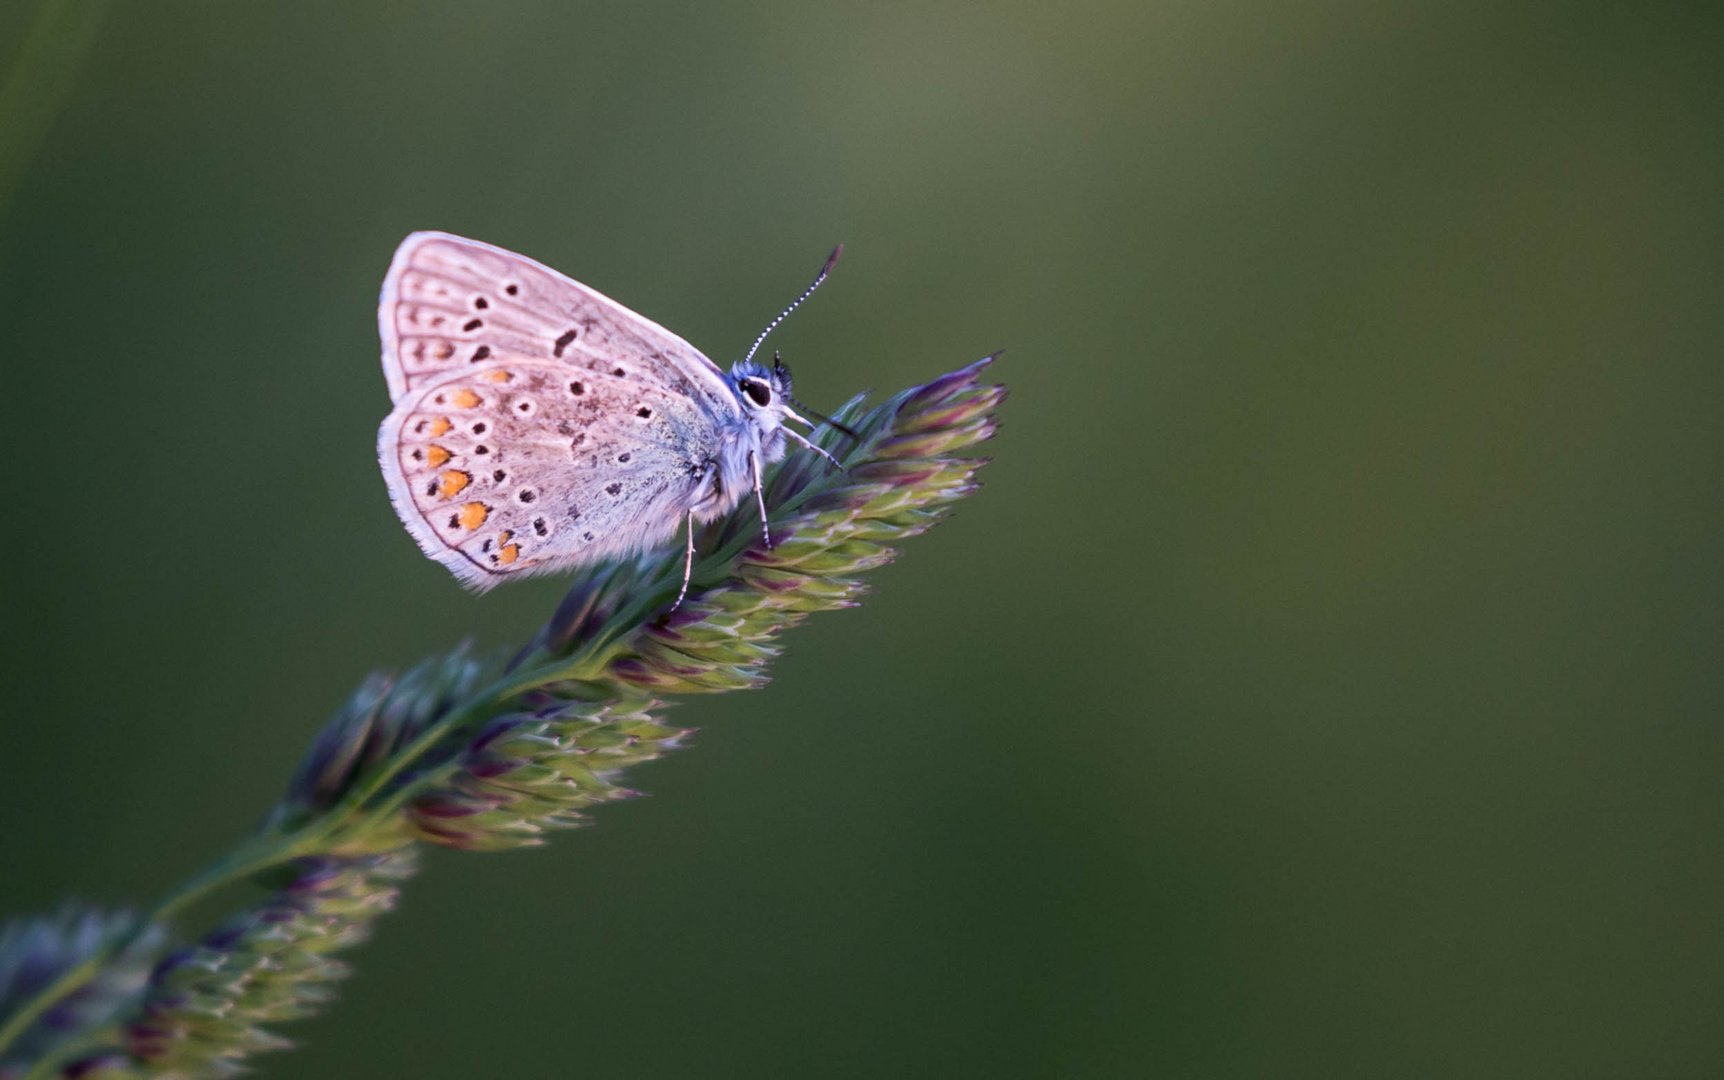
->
xmin=378 ymin=360 xmax=728 ymax=590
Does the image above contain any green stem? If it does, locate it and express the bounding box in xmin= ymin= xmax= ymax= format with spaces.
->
xmin=19 ymin=1026 xmax=109 ymax=1080
xmin=0 ymin=826 xmax=312 ymax=1062
xmin=0 ymin=407 xmax=877 ymax=1066
xmin=0 ymin=367 xmax=986 ymax=1077
xmin=338 ymin=651 xmax=619 ymax=831
xmin=329 ymin=656 xmax=573 ymax=819
xmin=0 ymin=653 xmax=590 ymax=1064
xmin=0 ymin=955 xmax=99 ymax=1063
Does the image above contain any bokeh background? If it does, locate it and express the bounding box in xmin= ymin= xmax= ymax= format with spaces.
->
xmin=3 ymin=2 xmax=1721 ymax=1076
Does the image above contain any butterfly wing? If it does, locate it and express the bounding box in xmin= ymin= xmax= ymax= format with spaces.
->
xmin=379 ymin=359 xmax=739 ymax=591
xmin=378 ymin=231 xmax=738 ymax=417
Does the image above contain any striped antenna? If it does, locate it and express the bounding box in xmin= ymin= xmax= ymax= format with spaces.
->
xmin=739 ymin=244 xmax=843 ymax=368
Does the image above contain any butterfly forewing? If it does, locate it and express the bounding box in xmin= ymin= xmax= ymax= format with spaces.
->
xmin=379 ymin=360 xmax=721 ymax=590
xmin=379 ymin=232 xmax=737 ymax=416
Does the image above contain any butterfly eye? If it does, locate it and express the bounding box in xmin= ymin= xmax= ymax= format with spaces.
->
xmin=740 ymin=378 xmax=773 ymax=408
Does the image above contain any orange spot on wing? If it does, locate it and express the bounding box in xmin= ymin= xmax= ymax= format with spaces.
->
xmin=498 ymin=543 xmax=520 ymax=565
xmin=426 ymin=416 xmax=453 ymax=437
xmin=451 ymin=388 xmax=482 ymax=409
xmin=424 ymin=445 xmax=451 ymax=467
xmin=481 ymin=369 xmax=514 ymax=383
xmin=438 ymin=470 xmax=471 ymax=497
xmin=457 ymin=502 xmax=489 ymax=530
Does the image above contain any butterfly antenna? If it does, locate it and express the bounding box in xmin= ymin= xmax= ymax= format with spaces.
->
xmin=739 ymin=244 xmax=843 ymax=370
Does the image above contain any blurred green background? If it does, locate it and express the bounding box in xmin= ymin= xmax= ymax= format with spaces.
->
xmin=3 ymin=1 xmax=1721 ymax=1076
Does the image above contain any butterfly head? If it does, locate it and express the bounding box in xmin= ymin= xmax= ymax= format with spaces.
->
xmin=730 ymin=355 xmax=794 ymax=439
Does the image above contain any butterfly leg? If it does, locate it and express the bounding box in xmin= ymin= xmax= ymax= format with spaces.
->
xmin=750 ymin=449 xmax=773 ymax=549
xmin=671 ymin=509 xmax=696 ymax=611
xmin=783 ymin=427 xmax=846 ymax=472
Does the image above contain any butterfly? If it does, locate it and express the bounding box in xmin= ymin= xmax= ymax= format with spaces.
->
xmin=376 ymin=232 xmax=844 ymax=605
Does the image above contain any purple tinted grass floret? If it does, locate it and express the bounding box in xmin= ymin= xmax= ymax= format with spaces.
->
xmin=1 ymin=357 xmax=1005 ymax=1078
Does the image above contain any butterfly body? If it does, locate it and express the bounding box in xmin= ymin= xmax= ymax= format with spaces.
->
xmin=376 ymin=232 xmax=803 ymax=592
